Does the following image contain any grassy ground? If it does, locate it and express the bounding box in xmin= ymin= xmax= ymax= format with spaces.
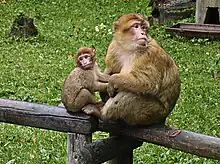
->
xmin=0 ymin=0 xmax=220 ymax=163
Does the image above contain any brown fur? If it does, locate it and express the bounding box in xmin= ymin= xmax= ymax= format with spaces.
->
xmin=100 ymin=14 xmax=180 ymax=125
xmin=61 ymin=47 xmax=110 ymax=115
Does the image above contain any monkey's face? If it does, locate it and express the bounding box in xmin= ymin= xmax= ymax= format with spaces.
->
xmin=78 ymin=53 xmax=94 ymax=70
xmin=129 ymin=20 xmax=148 ymax=47
xmin=113 ymin=14 xmax=150 ymax=50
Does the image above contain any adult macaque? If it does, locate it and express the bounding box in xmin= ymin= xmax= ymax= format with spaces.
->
xmin=61 ymin=47 xmax=110 ymax=115
xmin=100 ymin=13 xmax=180 ymax=125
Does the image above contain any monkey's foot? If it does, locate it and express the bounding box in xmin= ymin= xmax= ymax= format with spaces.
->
xmin=95 ymin=101 xmax=105 ymax=109
xmin=82 ymin=104 xmax=101 ymax=117
xmin=57 ymin=102 xmax=65 ymax=108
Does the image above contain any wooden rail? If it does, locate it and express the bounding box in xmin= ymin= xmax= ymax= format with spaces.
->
xmin=0 ymin=98 xmax=97 ymax=134
xmin=0 ymin=98 xmax=220 ymax=163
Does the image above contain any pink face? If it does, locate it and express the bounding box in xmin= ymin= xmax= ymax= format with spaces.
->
xmin=130 ymin=21 xmax=148 ymax=46
xmin=78 ymin=53 xmax=93 ymax=69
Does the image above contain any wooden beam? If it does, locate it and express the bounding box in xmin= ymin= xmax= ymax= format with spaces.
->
xmin=0 ymin=98 xmax=98 ymax=134
xmin=72 ymin=136 xmax=142 ymax=164
xmin=99 ymin=121 xmax=220 ymax=160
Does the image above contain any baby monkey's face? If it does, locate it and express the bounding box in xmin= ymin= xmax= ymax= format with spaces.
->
xmin=78 ymin=53 xmax=94 ymax=69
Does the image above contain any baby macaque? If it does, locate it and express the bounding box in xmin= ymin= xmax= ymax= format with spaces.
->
xmin=61 ymin=47 xmax=110 ymax=116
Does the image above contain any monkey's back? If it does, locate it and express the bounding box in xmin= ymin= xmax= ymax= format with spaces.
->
xmin=61 ymin=67 xmax=95 ymax=109
xmin=149 ymin=39 xmax=181 ymax=111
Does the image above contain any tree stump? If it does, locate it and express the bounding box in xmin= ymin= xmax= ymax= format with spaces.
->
xmin=8 ymin=13 xmax=38 ymax=39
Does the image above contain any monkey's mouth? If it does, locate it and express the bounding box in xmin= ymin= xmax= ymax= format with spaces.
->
xmin=137 ymin=38 xmax=147 ymax=46
xmin=81 ymin=61 xmax=92 ymax=66
xmin=138 ymin=38 xmax=147 ymax=41
xmin=82 ymin=63 xmax=93 ymax=69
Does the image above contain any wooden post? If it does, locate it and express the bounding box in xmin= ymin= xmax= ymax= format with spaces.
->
xmin=72 ymin=136 xmax=142 ymax=164
xmin=108 ymin=133 xmax=134 ymax=164
xmin=109 ymin=152 xmax=133 ymax=164
xmin=67 ymin=133 xmax=92 ymax=164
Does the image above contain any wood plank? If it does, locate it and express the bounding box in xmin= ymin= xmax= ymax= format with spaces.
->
xmin=99 ymin=121 xmax=220 ymax=160
xmin=166 ymin=23 xmax=220 ymax=39
xmin=0 ymin=98 xmax=98 ymax=134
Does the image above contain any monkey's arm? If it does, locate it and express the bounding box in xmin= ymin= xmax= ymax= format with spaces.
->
xmin=93 ymin=64 xmax=110 ymax=82
xmin=103 ymin=41 xmax=121 ymax=75
xmin=98 ymin=73 xmax=110 ymax=83
xmin=96 ymin=70 xmax=110 ymax=83
xmin=93 ymin=82 xmax=108 ymax=92
xmin=103 ymin=61 xmax=113 ymax=75
xmin=99 ymin=62 xmax=112 ymax=102
xmin=108 ymin=68 xmax=162 ymax=97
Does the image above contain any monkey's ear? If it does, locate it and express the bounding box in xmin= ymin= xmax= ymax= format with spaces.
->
xmin=92 ymin=48 xmax=96 ymax=54
xmin=113 ymin=21 xmax=119 ymax=32
xmin=146 ymin=20 xmax=150 ymax=30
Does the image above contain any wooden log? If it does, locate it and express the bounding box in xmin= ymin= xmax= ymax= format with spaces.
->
xmin=99 ymin=121 xmax=220 ymax=160
xmin=72 ymin=136 xmax=142 ymax=164
xmin=67 ymin=133 xmax=92 ymax=164
xmin=0 ymin=98 xmax=98 ymax=134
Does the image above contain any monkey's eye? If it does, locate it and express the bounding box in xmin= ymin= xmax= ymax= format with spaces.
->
xmin=142 ymin=25 xmax=147 ymax=30
xmin=133 ymin=24 xmax=139 ymax=28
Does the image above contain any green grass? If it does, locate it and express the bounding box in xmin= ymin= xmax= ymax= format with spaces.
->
xmin=0 ymin=0 xmax=220 ymax=163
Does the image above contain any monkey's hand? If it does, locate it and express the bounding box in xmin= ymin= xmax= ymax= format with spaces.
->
xmin=107 ymin=74 xmax=119 ymax=97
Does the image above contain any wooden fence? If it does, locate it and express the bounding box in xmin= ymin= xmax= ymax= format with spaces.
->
xmin=0 ymin=98 xmax=220 ymax=163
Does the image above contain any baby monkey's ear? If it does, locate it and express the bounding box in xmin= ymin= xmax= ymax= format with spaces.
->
xmin=92 ymin=48 xmax=96 ymax=54
xmin=91 ymin=45 xmax=96 ymax=55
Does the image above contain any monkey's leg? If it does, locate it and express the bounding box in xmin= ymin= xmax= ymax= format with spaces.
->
xmin=74 ymin=89 xmax=102 ymax=117
xmin=95 ymin=101 xmax=105 ymax=108
xmin=100 ymin=93 xmax=124 ymax=121
xmin=101 ymin=92 xmax=168 ymax=126
xmin=71 ymin=89 xmax=96 ymax=112
xmin=82 ymin=101 xmax=105 ymax=117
